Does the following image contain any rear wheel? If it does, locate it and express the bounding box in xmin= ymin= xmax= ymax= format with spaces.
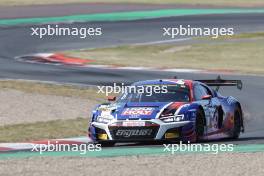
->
xmin=231 ymin=107 xmax=242 ymax=139
xmin=195 ymin=109 xmax=205 ymax=142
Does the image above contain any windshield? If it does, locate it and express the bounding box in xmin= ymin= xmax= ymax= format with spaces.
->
xmin=117 ymin=85 xmax=190 ymax=103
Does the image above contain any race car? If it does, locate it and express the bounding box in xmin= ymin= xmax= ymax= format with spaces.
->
xmin=88 ymin=76 xmax=244 ymax=146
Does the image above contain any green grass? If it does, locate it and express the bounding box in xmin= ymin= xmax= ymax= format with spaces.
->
xmin=64 ymin=33 xmax=264 ymax=75
xmin=0 ymin=0 xmax=264 ymax=7
xmin=206 ymin=32 xmax=264 ymax=40
xmin=0 ymin=118 xmax=88 ymax=142
xmin=0 ymin=80 xmax=118 ymax=142
xmin=0 ymin=81 xmax=103 ymax=142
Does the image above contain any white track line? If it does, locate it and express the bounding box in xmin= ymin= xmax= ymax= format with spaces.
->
xmin=0 ymin=137 xmax=92 ymax=152
xmin=0 ymin=78 xmax=97 ymax=88
xmin=133 ymin=38 xmax=192 ymax=45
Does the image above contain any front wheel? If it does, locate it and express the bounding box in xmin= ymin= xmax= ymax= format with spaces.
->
xmin=195 ymin=109 xmax=205 ymax=142
xmin=98 ymin=141 xmax=116 ymax=147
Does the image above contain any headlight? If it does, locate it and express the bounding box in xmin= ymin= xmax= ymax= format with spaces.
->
xmin=96 ymin=115 xmax=114 ymax=124
xmin=160 ymin=114 xmax=185 ymax=123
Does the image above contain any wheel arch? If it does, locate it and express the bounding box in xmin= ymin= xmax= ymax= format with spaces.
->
xmin=188 ymin=103 xmax=206 ymax=126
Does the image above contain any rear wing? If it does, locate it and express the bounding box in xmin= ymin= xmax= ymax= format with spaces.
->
xmin=196 ymin=75 xmax=243 ymax=91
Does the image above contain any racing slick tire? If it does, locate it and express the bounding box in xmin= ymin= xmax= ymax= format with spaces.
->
xmin=231 ymin=106 xmax=242 ymax=139
xmin=195 ymin=109 xmax=205 ymax=142
xmin=98 ymin=141 xmax=116 ymax=147
xmin=217 ymin=107 xmax=224 ymax=129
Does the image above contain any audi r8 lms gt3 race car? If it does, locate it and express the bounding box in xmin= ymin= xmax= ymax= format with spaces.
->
xmin=88 ymin=76 xmax=244 ymax=146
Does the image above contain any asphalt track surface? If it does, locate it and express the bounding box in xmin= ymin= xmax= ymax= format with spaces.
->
xmin=0 ymin=13 xmax=264 ymax=146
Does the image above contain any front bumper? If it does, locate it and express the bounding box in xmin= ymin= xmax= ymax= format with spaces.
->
xmin=89 ymin=119 xmax=193 ymax=142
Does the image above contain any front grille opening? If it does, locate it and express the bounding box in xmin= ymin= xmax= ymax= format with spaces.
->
xmin=109 ymin=126 xmax=159 ymax=140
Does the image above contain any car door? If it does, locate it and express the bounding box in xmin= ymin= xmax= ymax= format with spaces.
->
xmin=201 ymin=84 xmax=222 ymax=130
xmin=193 ymin=83 xmax=219 ymax=132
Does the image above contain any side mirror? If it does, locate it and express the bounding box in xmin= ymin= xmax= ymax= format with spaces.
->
xmin=202 ymin=95 xmax=212 ymax=100
xmin=107 ymin=96 xmax=116 ymax=101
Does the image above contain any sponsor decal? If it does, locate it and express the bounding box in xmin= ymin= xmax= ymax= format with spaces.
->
xmin=122 ymin=107 xmax=154 ymax=116
xmin=128 ymin=114 xmax=140 ymax=119
xmin=115 ymin=129 xmax=153 ymax=138
xmin=100 ymin=109 xmax=112 ymax=116
xmin=122 ymin=121 xmax=145 ymax=127
xmin=175 ymin=79 xmax=185 ymax=85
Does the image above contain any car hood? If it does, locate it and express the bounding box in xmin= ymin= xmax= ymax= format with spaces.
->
xmin=97 ymin=102 xmax=186 ymax=120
